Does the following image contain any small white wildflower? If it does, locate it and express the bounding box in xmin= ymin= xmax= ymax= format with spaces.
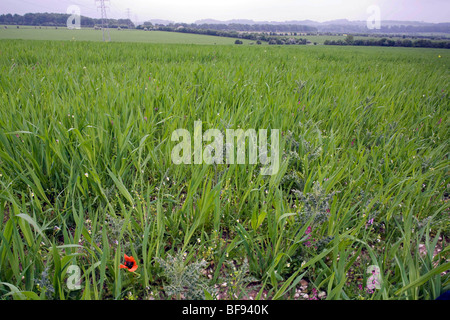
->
xmin=197 ymin=238 xmax=201 ymax=243
xmin=84 ymin=173 xmax=89 ymax=178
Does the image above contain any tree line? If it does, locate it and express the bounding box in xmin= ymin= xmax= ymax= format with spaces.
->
xmin=0 ymin=13 xmax=134 ymax=29
xmin=139 ymin=25 xmax=315 ymax=45
xmin=146 ymin=25 xmax=267 ymax=41
xmin=152 ymin=22 xmax=317 ymax=33
xmin=325 ymin=35 xmax=450 ymax=49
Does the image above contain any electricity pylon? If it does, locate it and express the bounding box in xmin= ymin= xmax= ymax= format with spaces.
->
xmin=95 ymin=0 xmax=111 ymax=42
xmin=126 ymin=8 xmax=132 ymax=29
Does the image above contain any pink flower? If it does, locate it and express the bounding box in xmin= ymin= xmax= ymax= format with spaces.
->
xmin=309 ymin=288 xmax=318 ymax=300
xmin=305 ymin=226 xmax=312 ymax=240
xmin=144 ymin=116 xmax=147 ymax=121
xmin=365 ymin=218 xmax=374 ymax=229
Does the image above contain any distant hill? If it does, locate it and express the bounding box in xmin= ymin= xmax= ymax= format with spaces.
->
xmin=194 ymin=18 xmax=446 ymax=27
xmin=192 ymin=18 xmax=450 ymax=33
xmin=149 ymin=19 xmax=174 ymax=26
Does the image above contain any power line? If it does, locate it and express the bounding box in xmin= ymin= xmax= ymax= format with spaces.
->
xmin=108 ymin=1 xmax=126 ymax=19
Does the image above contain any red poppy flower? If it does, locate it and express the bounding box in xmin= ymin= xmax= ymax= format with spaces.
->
xmin=120 ymin=254 xmax=138 ymax=272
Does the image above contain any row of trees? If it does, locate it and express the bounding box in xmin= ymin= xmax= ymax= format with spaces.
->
xmin=0 ymin=13 xmax=134 ymax=29
xmin=325 ymin=35 xmax=450 ymax=49
xmin=350 ymin=33 xmax=449 ymax=41
xmin=268 ymin=38 xmax=311 ymax=45
xmin=234 ymin=38 xmax=312 ymax=45
xmin=157 ymin=22 xmax=317 ymax=33
xmin=144 ymin=25 xmax=315 ymax=45
xmin=152 ymin=25 xmax=269 ymax=41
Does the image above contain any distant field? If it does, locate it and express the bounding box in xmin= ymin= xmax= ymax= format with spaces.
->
xmin=0 ymin=26 xmax=254 ymax=45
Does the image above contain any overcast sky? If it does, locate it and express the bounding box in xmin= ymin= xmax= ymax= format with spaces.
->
xmin=1 ymin=0 xmax=449 ymax=24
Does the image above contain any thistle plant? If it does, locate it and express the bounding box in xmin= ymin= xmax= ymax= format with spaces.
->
xmin=155 ymin=252 xmax=210 ymax=300
xmin=293 ymin=182 xmax=336 ymax=227
xmin=35 ymin=267 xmax=54 ymax=299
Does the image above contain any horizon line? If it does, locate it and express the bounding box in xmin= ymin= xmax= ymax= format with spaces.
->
xmin=0 ymin=11 xmax=449 ymax=25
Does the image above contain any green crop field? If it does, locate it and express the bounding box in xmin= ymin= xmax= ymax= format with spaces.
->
xmin=0 ymin=39 xmax=449 ymax=301
xmin=0 ymin=26 xmax=254 ymax=45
